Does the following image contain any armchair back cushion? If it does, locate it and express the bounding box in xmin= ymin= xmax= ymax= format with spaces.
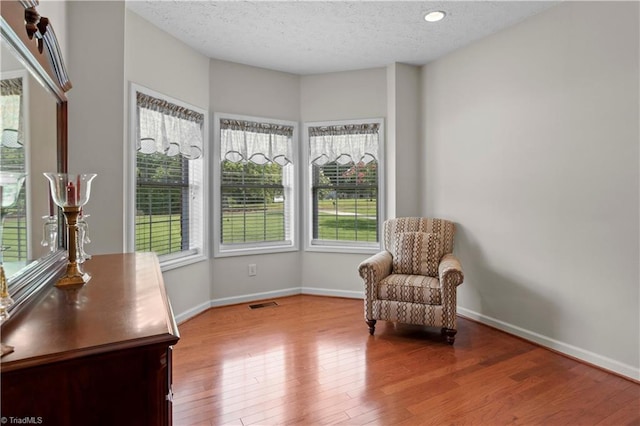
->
xmin=384 ymin=217 xmax=455 ymax=255
xmin=391 ymin=232 xmax=442 ymax=276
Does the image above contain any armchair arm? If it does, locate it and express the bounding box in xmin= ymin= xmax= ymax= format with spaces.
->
xmin=358 ymin=251 xmax=393 ymax=284
xmin=359 ymin=251 xmax=393 ymax=317
xmin=438 ymin=253 xmax=464 ymax=331
xmin=438 ymin=253 xmax=464 ymax=288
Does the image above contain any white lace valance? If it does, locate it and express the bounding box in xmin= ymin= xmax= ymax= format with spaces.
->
xmin=136 ymin=91 xmax=204 ymax=159
xmin=1 ymin=78 xmax=24 ymax=148
xmin=220 ymin=119 xmax=293 ymax=166
xmin=309 ymin=123 xmax=379 ymax=165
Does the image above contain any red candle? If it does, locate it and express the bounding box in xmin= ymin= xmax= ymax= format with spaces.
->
xmin=76 ymin=175 xmax=81 ymax=204
xmin=48 ymin=186 xmax=54 ymax=216
xmin=66 ymin=181 xmax=76 ymax=206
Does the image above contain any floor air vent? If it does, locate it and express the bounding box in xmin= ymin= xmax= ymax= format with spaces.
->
xmin=249 ymin=301 xmax=278 ymax=309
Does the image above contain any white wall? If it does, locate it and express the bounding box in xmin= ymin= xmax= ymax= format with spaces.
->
xmin=67 ymin=1 xmax=125 ymax=255
xmin=387 ymin=63 xmax=421 ymax=218
xmin=422 ymin=1 xmax=639 ymax=379
xmin=124 ymin=10 xmax=211 ymax=317
xmin=209 ymin=59 xmax=303 ymax=304
xmin=300 ymin=68 xmax=388 ymax=295
xmin=38 ymin=1 xmax=67 ymax=60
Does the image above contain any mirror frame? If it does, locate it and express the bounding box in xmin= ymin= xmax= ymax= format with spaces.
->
xmin=1 ymin=0 xmax=71 ymax=317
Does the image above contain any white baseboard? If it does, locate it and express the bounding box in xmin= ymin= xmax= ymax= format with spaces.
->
xmin=457 ymin=306 xmax=640 ymax=381
xmin=176 ymin=288 xmax=300 ymax=324
xmin=301 ymin=287 xmax=364 ymax=299
xmin=209 ymin=287 xmax=301 ymax=309
xmin=175 ymin=300 xmax=212 ymax=324
xmin=175 ymin=287 xmax=363 ymax=324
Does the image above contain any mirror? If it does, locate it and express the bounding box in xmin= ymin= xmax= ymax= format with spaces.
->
xmin=1 ymin=0 xmax=70 ymax=317
xmin=1 ymin=43 xmax=58 ymax=273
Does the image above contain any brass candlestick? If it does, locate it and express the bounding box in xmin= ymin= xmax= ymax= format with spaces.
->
xmin=56 ymin=205 xmax=89 ymax=288
xmin=44 ymin=173 xmax=97 ymax=290
xmin=0 ymin=264 xmax=13 ymax=321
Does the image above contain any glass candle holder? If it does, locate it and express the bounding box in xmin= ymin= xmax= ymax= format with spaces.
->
xmin=43 ymin=173 xmax=97 ymax=289
xmin=41 ymin=215 xmax=58 ymax=253
xmin=77 ymin=213 xmax=91 ymax=263
xmin=0 ymin=172 xmax=27 ymax=210
xmin=45 ymin=173 xmax=96 ymax=207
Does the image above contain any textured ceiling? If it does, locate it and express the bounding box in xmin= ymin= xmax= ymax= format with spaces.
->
xmin=126 ymin=1 xmax=560 ymax=75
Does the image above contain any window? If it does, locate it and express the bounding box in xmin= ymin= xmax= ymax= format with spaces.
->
xmin=1 ymin=75 xmax=27 ymax=262
xmin=213 ymin=113 xmax=297 ymax=256
xmin=128 ymin=84 xmax=207 ymax=269
xmin=304 ymin=119 xmax=384 ymax=253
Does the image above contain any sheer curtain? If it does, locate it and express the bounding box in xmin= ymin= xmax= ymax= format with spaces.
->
xmin=136 ymin=92 xmax=204 ymax=159
xmin=308 ymin=123 xmax=379 ymax=165
xmin=1 ymin=78 xmax=24 ymax=149
xmin=220 ymin=119 xmax=293 ymax=166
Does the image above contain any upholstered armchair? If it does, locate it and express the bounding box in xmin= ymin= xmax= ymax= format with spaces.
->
xmin=358 ymin=217 xmax=464 ymax=344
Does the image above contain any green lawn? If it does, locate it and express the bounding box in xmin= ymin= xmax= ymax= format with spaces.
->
xmin=136 ymin=214 xmax=183 ymax=255
xmin=316 ymin=214 xmax=377 ymax=242
xmin=317 ymin=198 xmax=377 ymax=214
xmin=316 ymin=198 xmax=377 ymax=241
xmin=135 ymin=198 xmax=378 ymax=253
xmin=222 ymin=210 xmax=285 ymax=243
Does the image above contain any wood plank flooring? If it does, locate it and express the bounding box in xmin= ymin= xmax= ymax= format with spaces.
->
xmin=172 ymin=295 xmax=639 ymax=425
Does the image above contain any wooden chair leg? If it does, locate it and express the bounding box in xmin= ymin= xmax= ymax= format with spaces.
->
xmin=442 ymin=328 xmax=457 ymax=344
xmin=366 ymin=319 xmax=377 ymax=335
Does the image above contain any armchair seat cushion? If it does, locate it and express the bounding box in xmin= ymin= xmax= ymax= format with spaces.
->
xmin=378 ymin=274 xmax=441 ymax=305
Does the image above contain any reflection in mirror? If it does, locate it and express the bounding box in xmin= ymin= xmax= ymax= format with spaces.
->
xmin=1 ymin=43 xmax=59 ymax=280
xmin=0 ymin=1 xmax=70 ymax=321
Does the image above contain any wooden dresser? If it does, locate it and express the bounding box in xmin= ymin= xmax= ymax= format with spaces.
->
xmin=0 ymin=253 xmax=180 ymax=426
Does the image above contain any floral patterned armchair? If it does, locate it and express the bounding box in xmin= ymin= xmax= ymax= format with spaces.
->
xmin=358 ymin=217 xmax=464 ymax=344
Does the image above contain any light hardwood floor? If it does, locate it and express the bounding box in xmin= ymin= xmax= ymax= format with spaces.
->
xmin=172 ymin=295 xmax=639 ymax=425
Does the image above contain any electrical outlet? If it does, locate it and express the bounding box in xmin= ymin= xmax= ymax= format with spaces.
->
xmin=248 ymin=264 xmax=257 ymax=276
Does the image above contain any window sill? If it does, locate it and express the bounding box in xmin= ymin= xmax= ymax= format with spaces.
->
xmin=214 ymin=242 xmax=298 ymax=258
xmin=305 ymin=241 xmax=380 ymax=255
xmin=158 ymin=250 xmax=208 ymax=272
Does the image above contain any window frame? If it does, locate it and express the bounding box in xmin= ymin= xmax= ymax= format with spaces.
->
xmin=303 ymin=118 xmax=385 ymax=254
xmin=213 ymin=112 xmax=299 ymax=257
xmin=126 ymin=83 xmax=209 ymax=271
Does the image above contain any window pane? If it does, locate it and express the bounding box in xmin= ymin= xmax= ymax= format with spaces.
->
xmin=135 ymin=152 xmax=189 ymax=255
xmin=312 ymin=160 xmax=378 ymax=243
xmin=221 ymin=160 xmax=286 ymax=244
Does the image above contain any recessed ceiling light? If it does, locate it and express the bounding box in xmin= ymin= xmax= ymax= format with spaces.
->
xmin=424 ymin=10 xmax=446 ymax=23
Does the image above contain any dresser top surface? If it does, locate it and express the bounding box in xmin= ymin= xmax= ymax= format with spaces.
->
xmin=1 ymin=253 xmax=179 ymax=371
